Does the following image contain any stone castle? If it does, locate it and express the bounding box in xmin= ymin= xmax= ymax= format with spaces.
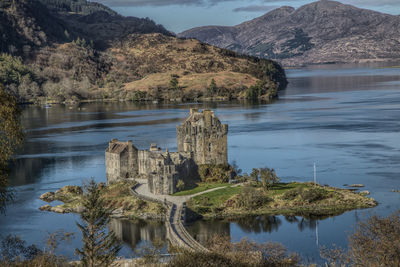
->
xmin=105 ymin=109 xmax=228 ymax=195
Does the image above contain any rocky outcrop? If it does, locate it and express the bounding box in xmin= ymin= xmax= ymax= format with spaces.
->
xmin=39 ymin=192 xmax=55 ymax=202
xmin=179 ymin=0 xmax=400 ymax=66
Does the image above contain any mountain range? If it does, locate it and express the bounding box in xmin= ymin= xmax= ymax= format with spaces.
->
xmin=179 ymin=0 xmax=400 ymax=66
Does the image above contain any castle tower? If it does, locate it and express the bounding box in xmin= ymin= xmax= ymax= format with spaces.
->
xmin=105 ymin=139 xmax=138 ymax=184
xmin=177 ymin=109 xmax=228 ymax=165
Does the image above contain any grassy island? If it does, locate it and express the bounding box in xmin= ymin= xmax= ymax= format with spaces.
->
xmin=39 ymin=173 xmax=377 ymax=222
xmin=39 ymin=181 xmax=165 ymax=220
xmin=186 ymin=182 xmax=377 ymax=219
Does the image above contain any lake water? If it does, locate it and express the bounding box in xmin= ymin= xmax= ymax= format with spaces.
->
xmin=0 ymin=63 xmax=399 ymax=263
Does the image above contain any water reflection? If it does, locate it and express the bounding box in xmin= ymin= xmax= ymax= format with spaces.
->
xmin=109 ymin=219 xmax=166 ymax=251
xmin=187 ymin=215 xmax=328 ymax=246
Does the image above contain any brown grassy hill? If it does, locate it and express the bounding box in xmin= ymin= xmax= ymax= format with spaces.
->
xmin=104 ymin=33 xmax=285 ymax=101
xmin=0 ymin=0 xmax=287 ymax=103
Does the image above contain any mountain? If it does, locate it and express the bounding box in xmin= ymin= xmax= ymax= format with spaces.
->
xmin=179 ymin=0 xmax=400 ymax=66
xmin=0 ymin=0 xmax=286 ymax=103
xmin=0 ymin=0 xmax=171 ymax=56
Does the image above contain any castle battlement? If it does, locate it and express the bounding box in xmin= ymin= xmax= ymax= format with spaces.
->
xmin=105 ymin=109 xmax=228 ymax=194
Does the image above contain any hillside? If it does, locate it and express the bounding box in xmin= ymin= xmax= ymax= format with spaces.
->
xmin=179 ymin=0 xmax=400 ymax=66
xmin=0 ymin=0 xmax=286 ymax=103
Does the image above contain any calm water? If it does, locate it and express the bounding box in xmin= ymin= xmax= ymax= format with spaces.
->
xmin=1 ymin=63 xmax=399 ymax=262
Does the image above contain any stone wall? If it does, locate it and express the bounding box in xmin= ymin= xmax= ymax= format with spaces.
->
xmin=147 ymin=151 xmax=198 ymax=195
xmin=105 ymin=140 xmax=138 ymax=184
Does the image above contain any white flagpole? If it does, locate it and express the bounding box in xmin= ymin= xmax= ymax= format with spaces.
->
xmin=314 ymin=162 xmax=317 ymax=186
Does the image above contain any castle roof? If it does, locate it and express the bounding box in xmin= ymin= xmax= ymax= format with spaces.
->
xmin=107 ymin=142 xmax=128 ymax=154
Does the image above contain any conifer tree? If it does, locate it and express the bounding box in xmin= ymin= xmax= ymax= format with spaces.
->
xmin=76 ymin=179 xmax=121 ymax=267
xmin=0 ymin=84 xmax=23 ymax=213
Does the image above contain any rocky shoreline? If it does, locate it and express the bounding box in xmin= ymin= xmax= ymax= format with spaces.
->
xmin=39 ymin=182 xmax=166 ymax=221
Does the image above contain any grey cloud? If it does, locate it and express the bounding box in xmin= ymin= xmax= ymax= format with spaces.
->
xmin=233 ymin=5 xmax=278 ymax=12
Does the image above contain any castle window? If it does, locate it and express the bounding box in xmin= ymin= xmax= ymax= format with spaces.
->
xmin=208 ymin=143 xmax=211 ymax=152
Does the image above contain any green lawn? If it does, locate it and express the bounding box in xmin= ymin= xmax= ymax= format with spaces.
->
xmin=172 ymin=183 xmax=230 ymax=196
xmin=267 ymin=182 xmax=307 ymax=196
xmin=189 ymin=185 xmax=241 ymax=207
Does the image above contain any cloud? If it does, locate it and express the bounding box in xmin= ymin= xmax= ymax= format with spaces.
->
xmin=233 ymin=5 xmax=278 ymax=12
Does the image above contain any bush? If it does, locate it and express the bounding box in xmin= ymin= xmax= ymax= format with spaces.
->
xmin=176 ymin=180 xmax=185 ymax=192
xmin=0 ymin=231 xmax=71 ymax=267
xmin=321 ymin=211 xmax=400 ymax=266
xmin=300 ymin=187 xmax=329 ymax=203
xmin=168 ymin=235 xmax=300 ymax=267
xmin=236 ymin=186 xmax=271 ymax=209
xmin=198 ymin=164 xmax=234 ymax=183
xmin=282 ymin=188 xmax=300 ymax=201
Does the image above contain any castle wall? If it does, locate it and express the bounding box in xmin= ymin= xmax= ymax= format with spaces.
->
xmin=105 ymin=140 xmax=138 ymax=184
xmin=177 ymin=109 xmax=228 ymax=165
xmin=105 ymin=152 xmax=121 ymax=184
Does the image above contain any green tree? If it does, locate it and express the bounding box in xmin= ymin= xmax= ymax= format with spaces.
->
xmin=169 ymin=75 xmax=179 ymax=90
xmin=250 ymin=168 xmax=259 ymax=182
xmin=0 ymin=84 xmax=23 ymax=213
xmin=0 ymin=54 xmax=34 ymax=87
xmin=76 ymin=179 xmax=121 ymax=267
xmin=207 ymin=78 xmax=217 ymax=97
xmin=259 ymin=167 xmax=279 ymax=190
xmin=176 ymin=180 xmax=185 ymax=192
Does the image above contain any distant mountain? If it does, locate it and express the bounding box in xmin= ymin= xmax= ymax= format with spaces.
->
xmin=179 ymin=0 xmax=400 ymax=66
xmin=0 ymin=0 xmax=286 ymax=103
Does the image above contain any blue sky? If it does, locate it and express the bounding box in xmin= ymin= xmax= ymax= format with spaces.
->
xmin=93 ymin=0 xmax=400 ymax=33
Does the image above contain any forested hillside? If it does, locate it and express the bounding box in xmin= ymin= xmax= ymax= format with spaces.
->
xmin=0 ymin=0 xmax=286 ymax=103
xmin=38 ymin=0 xmax=117 ymax=15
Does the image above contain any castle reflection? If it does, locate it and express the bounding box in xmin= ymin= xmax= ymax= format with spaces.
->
xmin=109 ymin=219 xmax=166 ymax=250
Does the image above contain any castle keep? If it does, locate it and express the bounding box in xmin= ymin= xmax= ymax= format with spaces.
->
xmin=105 ymin=109 xmax=228 ymax=195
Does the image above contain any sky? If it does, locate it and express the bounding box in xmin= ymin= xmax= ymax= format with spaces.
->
xmin=93 ymin=0 xmax=400 ymax=33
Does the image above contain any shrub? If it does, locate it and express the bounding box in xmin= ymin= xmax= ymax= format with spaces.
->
xmin=282 ymin=188 xmax=300 ymax=200
xmin=236 ymin=186 xmax=271 ymax=209
xmin=198 ymin=164 xmax=234 ymax=183
xmin=168 ymin=235 xmax=300 ymax=267
xmin=300 ymin=187 xmax=328 ymax=203
xmin=321 ymin=211 xmax=400 ymax=266
xmin=176 ymin=180 xmax=185 ymax=192
xmin=0 ymin=231 xmax=72 ymax=267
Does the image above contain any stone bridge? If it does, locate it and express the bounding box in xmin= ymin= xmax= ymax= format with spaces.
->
xmin=131 ymin=180 xmax=209 ymax=252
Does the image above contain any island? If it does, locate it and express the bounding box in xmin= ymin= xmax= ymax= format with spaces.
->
xmin=39 ymin=109 xmax=377 ymax=251
xmin=40 ymin=109 xmax=377 ymax=218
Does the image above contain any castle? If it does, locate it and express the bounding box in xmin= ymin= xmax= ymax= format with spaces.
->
xmin=105 ymin=109 xmax=228 ymax=195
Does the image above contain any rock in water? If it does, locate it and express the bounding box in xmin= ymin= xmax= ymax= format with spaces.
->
xmin=56 ymin=185 xmax=83 ymax=195
xmin=349 ymin=184 xmax=365 ymax=188
xmin=39 ymin=205 xmax=52 ymax=211
xmin=40 ymin=192 xmax=55 ymax=202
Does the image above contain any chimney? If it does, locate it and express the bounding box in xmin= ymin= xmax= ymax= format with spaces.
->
xmin=190 ymin=108 xmax=198 ymax=115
